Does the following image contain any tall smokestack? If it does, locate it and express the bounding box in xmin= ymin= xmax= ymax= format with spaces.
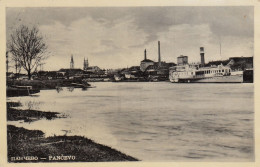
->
xmin=158 ymin=41 xmax=161 ymax=67
xmin=200 ymin=47 xmax=205 ymax=66
xmin=144 ymin=49 xmax=147 ymax=60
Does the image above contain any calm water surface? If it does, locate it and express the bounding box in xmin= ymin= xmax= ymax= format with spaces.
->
xmin=8 ymin=82 xmax=254 ymax=161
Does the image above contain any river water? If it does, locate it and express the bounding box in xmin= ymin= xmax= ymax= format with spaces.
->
xmin=8 ymin=82 xmax=254 ymax=161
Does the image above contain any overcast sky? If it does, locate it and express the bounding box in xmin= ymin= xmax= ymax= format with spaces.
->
xmin=6 ymin=7 xmax=253 ymax=71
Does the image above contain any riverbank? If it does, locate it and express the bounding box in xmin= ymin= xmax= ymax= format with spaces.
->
xmin=7 ymin=125 xmax=138 ymax=162
xmin=7 ymin=102 xmax=138 ymax=162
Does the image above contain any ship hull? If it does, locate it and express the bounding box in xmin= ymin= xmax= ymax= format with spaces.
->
xmin=171 ymin=75 xmax=243 ymax=83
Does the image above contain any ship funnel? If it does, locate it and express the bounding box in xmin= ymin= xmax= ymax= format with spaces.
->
xmin=200 ymin=47 xmax=205 ymax=66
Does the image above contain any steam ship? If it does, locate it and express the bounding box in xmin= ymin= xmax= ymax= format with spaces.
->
xmin=169 ymin=47 xmax=243 ymax=83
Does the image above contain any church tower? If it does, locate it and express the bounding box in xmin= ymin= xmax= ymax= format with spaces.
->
xmin=83 ymin=57 xmax=89 ymax=70
xmin=70 ymin=55 xmax=74 ymax=69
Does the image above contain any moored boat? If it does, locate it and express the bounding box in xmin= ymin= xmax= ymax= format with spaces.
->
xmin=169 ymin=47 xmax=244 ymax=83
xmin=169 ymin=64 xmax=243 ymax=83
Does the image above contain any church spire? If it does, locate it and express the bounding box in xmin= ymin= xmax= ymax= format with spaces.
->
xmin=70 ymin=55 xmax=74 ymax=69
xmin=83 ymin=57 xmax=89 ymax=71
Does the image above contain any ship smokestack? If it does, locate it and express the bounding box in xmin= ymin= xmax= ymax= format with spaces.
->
xmin=158 ymin=41 xmax=161 ymax=67
xmin=144 ymin=49 xmax=147 ymax=60
xmin=200 ymin=47 xmax=205 ymax=66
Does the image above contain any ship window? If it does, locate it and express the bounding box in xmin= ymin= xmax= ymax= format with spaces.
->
xmin=222 ymin=69 xmax=224 ymax=72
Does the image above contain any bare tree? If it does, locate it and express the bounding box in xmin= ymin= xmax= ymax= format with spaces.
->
xmin=8 ymin=25 xmax=48 ymax=80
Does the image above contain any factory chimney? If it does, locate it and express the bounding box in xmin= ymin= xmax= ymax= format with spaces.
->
xmin=158 ymin=41 xmax=161 ymax=67
xmin=144 ymin=49 xmax=147 ymax=60
xmin=200 ymin=47 xmax=205 ymax=66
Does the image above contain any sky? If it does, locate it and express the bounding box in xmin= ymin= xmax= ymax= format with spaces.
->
xmin=6 ymin=7 xmax=254 ymax=71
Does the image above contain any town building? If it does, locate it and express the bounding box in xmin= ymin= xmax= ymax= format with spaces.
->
xmin=59 ymin=68 xmax=84 ymax=79
xmin=86 ymin=66 xmax=102 ymax=74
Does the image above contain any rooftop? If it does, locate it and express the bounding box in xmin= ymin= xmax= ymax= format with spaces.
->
xmin=141 ymin=59 xmax=154 ymax=63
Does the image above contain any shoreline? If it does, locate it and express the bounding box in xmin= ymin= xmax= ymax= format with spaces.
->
xmin=7 ymin=102 xmax=138 ymax=162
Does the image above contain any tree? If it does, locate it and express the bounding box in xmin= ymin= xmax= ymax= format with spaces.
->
xmin=8 ymin=25 xmax=48 ymax=80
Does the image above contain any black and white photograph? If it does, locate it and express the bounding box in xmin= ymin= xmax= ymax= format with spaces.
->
xmin=3 ymin=5 xmax=255 ymax=164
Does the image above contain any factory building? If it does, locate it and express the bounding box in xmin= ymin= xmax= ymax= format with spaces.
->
xmin=140 ymin=49 xmax=154 ymax=72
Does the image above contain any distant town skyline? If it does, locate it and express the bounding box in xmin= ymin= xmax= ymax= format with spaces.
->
xmin=6 ymin=7 xmax=253 ymax=71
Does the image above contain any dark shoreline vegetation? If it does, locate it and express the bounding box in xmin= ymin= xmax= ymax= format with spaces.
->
xmin=7 ymin=102 xmax=138 ymax=162
xmin=7 ymin=102 xmax=61 ymax=122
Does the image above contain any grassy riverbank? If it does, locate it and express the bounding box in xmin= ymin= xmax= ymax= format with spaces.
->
xmin=8 ymin=125 xmax=138 ymax=162
xmin=7 ymin=102 xmax=138 ymax=162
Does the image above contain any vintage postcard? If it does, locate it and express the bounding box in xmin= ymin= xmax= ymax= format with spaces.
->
xmin=0 ymin=0 xmax=259 ymax=167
